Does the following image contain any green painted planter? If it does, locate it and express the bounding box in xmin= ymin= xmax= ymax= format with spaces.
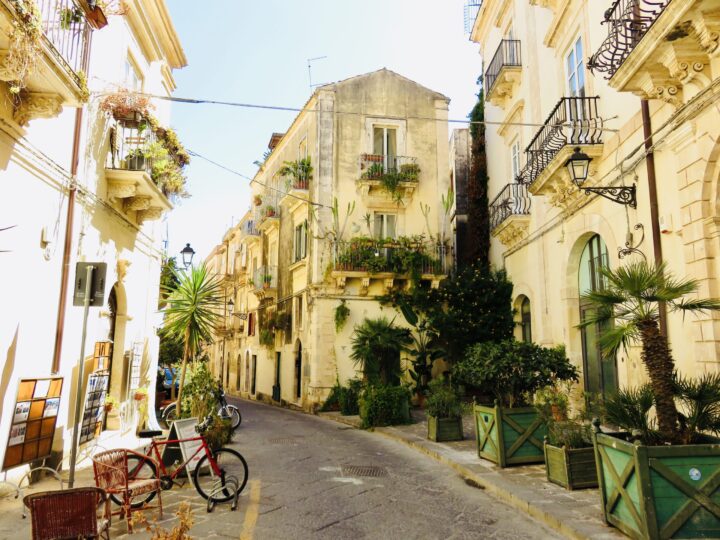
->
xmin=543 ymin=441 xmax=598 ymax=490
xmin=473 ymin=404 xmax=546 ymax=467
xmin=593 ymin=432 xmax=720 ymax=539
xmin=427 ymin=415 xmax=463 ymax=442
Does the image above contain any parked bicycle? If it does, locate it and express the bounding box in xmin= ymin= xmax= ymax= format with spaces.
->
xmin=162 ymin=388 xmax=241 ymax=430
xmin=118 ymin=416 xmax=248 ymax=507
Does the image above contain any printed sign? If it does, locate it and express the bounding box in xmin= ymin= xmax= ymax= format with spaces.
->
xmin=169 ymin=418 xmax=203 ymax=479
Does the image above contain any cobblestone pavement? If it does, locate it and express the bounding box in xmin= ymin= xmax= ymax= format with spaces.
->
xmin=0 ymin=400 xmax=563 ymax=539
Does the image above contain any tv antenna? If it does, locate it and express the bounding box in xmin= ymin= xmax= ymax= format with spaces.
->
xmin=307 ymin=56 xmax=328 ymax=89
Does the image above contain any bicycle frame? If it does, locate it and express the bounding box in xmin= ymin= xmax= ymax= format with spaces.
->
xmin=138 ymin=435 xmax=221 ymax=483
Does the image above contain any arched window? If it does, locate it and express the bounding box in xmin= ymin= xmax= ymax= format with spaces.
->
xmin=520 ymin=296 xmax=532 ymax=343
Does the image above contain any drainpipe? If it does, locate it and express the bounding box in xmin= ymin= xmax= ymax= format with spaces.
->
xmin=641 ymin=99 xmax=668 ymax=337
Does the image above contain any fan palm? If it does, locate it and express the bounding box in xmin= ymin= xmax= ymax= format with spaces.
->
xmin=350 ymin=317 xmax=412 ymax=385
xmin=161 ymin=264 xmax=224 ymax=415
xmin=580 ymin=261 xmax=720 ymax=443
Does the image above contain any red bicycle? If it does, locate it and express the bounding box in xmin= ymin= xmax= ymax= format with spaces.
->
xmin=113 ymin=417 xmax=248 ymax=507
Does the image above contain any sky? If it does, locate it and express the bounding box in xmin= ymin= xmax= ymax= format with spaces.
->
xmin=164 ymin=0 xmax=481 ymax=263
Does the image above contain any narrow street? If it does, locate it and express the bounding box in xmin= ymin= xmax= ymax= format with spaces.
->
xmin=180 ymin=399 xmax=561 ymax=539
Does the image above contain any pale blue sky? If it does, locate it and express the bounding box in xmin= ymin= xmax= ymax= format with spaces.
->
xmin=164 ymin=0 xmax=480 ymax=262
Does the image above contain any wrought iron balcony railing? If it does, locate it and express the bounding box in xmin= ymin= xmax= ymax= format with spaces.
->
xmin=253 ymin=265 xmax=277 ymax=290
xmin=485 ymin=40 xmax=522 ymax=95
xmin=518 ymin=97 xmax=603 ymax=185
xmin=359 ymin=154 xmax=419 ymax=181
xmin=588 ymin=0 xmax=672 ymax=78
xmin=37 ymin=0 xmax=92 ymax=78
xmin=106 ymin=120 xmax=158 ymax=175
xmin=490 ymin=183 xmax=531 ymax=230
xmin=333 ymin=239 xmax=447 ymax=275
xmin=241 ymin=219 xmax=259 ymax=237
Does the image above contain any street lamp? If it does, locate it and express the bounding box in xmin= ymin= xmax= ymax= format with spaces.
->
xmin=180 ymin=243 xmax=195 ymax=270
xmin=566 ymin=147 xmax=637 ymax=208
xmin=227 ymin=298 xmax=234 ymax=316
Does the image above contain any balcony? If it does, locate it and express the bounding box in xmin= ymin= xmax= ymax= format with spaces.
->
xmin=518 ymin=96 xmax=604 ymax=196
xmin=331 ymin=238 xmax=447 ymax=294
xmin=490 ymin=183 xmax=532 ymax=247
xmin=279 ymin=169 xmax=310 ymax=211
xmin=251 ymin=265 xmax=277 ymax=301
xmin=588 ymin=0 xmax=719 ymax=104
xmin=240 ymin=218 xmax=260 ymax=244
xmin=485 ymin=40 xmax=522 ymax=108
xmin=105 ymin=119 xmax=171 ymax=224
xmin=0 ymin=0 xmax=96 ymax=122
xmin=357 ymin=154 xmax=420 ymax=207
xmin=256 ymin=202 xmax=280 ymax=233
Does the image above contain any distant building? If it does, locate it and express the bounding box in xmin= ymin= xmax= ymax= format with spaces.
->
xmin=449 ymin=128 xmax=471 ymax=268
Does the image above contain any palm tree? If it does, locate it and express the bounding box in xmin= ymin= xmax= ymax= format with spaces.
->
xmin=161 ymin=264 xmax=224 ymax=416
xmin=580 ymin=261 xmax=720 ymax=443
xmin=350 ymin=317 xmax=412 ymax=385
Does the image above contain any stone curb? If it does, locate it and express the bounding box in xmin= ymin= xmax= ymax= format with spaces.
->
xmin=317 ymin=412 xmax=618 ymax=540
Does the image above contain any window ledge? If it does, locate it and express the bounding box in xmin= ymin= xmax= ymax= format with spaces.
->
xmin=289 ymin=259 xmax=307 ymax=272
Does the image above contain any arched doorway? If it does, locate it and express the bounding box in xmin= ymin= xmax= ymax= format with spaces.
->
xmin=515 ymin=295 xmax=532 ymax=343
xmin=294 ymin=340 xmax=302 ymax=400
xmin=235 ymin=353 xmax=241 ymax=391
xmin=578 ymin=235 xmax=618 ymax=397
xmin=244 ymin=351 xmax=250 ymax=393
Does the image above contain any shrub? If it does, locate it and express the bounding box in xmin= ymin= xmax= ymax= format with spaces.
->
xmin=203 ymin=415 xmax=233 ymax=451
xmin=359 ymin=385 xmax=411 ymax=428
xmin=425 ymin=378 xmax=462 ymax=419
xmin=452 ymin=340 xmax=578 ymax=408
xmin=350 ymin=318 xmax=411 ymax=385
xmin=546 ymin=420 xmax=592 ymax=449
xmin=340 ymin=379 xmax=363 ymax=416
xmin=179 ymin=361 xmax=220 ymax=420
xmin=334 ymin=300 xmax=350 ymax=332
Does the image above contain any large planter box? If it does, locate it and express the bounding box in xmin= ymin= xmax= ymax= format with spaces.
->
xmin=427 ymin=415 xmax=463 ymax=442
xmin=543 ymin=442 xmax=598 ymax=490
xmin=593 ymin=432 xmax=720 ymax=539
xmin=473 ymin=404 xmax=546 ymax=467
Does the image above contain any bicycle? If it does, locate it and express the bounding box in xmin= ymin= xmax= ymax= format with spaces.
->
xmin=116 ymin=416 xmax=248 ymax=508
xmin=162 ymin=389 xmax=241 ymax=430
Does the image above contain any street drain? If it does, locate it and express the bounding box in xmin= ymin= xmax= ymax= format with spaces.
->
xmin=268 ymin=437 xmax=301 ymax=445
xmin=342 ymin=465 xmax=388 ymax=478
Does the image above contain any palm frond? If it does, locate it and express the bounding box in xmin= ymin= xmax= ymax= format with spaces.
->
xmin=670 ymin=298 xmax=720 ymax=315
xmin=673 ymin=372 xmax=720 ymax=441
xmin=604 ymin=385 xmax=661 ymax=444
xmin=580 ymin=289 xmax=627 ymax=307
xmin=597 ymin=321 xmax=640 ymax=356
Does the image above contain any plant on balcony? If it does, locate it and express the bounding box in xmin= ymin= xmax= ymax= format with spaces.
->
xmin=124 ymin=147 xmax=146 ymax=171
xmin=362 ymin=162 xmax=385 ymax=180
xmin=144 ymin=141 xmax=188 ymax=199
xmin=261 ymin=274 xmax=273 ymax=288
xmin=5 ymin=0 xmax=42 ymax=95
xmin=253 ymin=195 xmax=262 ymax=206
xmin=259 ymin=328 xmax=274 ymax=349
xmin=399 ymin=163 xmax=420 ymax=182
xmin=263 ymin=206 xmax=276 ymax=219
xmin=58 ymin=6 xmax=83 ymax=30
xmin=334 ymin=300 xmax=350 ymax=332
xmin=278 ymin=157 xmax=313 ymax=189
xmin=100 ymin=89 xmax=154 ymax=123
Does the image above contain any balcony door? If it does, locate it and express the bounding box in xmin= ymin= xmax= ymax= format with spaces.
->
xmin=578 ymin=235 xmax=618 ymax=398
xmin=566 ymin=36 xmax=587 ymax=143
xmin=373 ymin=126 xmax=397 ymax=171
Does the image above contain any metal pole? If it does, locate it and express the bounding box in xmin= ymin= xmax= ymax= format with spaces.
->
xmin=68 ymin=264 xmax=94 ymax=488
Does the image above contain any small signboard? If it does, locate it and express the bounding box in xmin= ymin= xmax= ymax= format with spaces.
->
xmin=3 ymin=378 xmax=63 ymax=471
xmin=166 ymin=418 xmax=202 ymax=480
xmin=73 ymin=262 xmax=107 ymax=307
xmin=79 ymin=370 xmax=110 ymax=445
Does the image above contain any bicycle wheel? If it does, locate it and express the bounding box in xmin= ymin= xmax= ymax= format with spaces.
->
xmin=163 ymin=404 xmax=177 ymax=427
xmin=109 ymin=455 xmax=158 ymax=508
xmin=228 ymin=406 xmax=242 ymax=430
xmin=192 ymin=448 xmax=248 ymax=502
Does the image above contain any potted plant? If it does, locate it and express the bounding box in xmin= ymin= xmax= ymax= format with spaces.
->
xmin=103 ymin=395 xmax=118 ymax=413
xmin=399 ymin=162 xmax=420 ymax=182
xmin=83 ymin=0 xmax=108 ymax=30
xmin=253 ymin=195 xmax=262 ymax=206
xmin=58 ymin=6 xmax=83 ymax=30
xmin=581 ymin=261 xmax=720 ymax=539
xmin=408 ymin=321 xmax=444 ymax=407
xmin=452 ymin=340 xmax=578 ymax=467
xmin=262 ymin=274 xmax=272 ymax=288
xmin=264 ymin=206 xmax=276 ymax=218
xmin=125 ymin=147 xmax=146 ymax=171
xmin=426 ymin=378 xmax=463 ymax=442
xmin=133 ymin=387 xmax=148 ymax=401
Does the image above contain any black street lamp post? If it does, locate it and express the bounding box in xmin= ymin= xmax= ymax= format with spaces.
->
xmin=566 ymin=147 xmax=637 ymax=208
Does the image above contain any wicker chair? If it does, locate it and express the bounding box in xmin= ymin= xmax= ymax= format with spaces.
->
xmin=92 ymin=448 xmax=162 ymax=532
xmin=23 ymin=486 xmax=110 ymax=540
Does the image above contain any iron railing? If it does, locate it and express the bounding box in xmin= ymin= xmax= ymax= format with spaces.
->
xmin=490 ymin=183 xmax=531 ymax=230
xmin=588 ymin=0 xmax=671 ymax=78
xmin=518 ymin=97 xmax=603 ymax=185
xmin=36 ymin=0 xmax=91 ymax=78
xmin=241 ymin=219 xmax=259 ymax=237
xmin=333 ymin=240 xmax=448 ymax=275
xmin=485 ymin=40 xmax=522 ymax=95
xmin=106 ymin=120 xmax=157 ymax=175
xmin=463 ymin=0 xmax=483 ymax=34
xmin=253 ymin=265 xmax=277 ymax=290
xmin=359 ymin=154 xmax=419 ymax=180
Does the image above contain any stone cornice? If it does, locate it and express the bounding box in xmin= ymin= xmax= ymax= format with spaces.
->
xmin=124 ymin=0 xmax=187 ymax=70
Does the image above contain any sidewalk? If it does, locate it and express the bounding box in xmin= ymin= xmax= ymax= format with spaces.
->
xmin=319 ymin=410 xmax=624 ymax=540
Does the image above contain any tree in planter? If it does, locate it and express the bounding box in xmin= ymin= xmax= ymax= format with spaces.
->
xmin=407 ymin=321 xmax=444 ymax=401
xmin=350 ymin=317 xmax=412 ymax=385
xmin=161 ymin=264 xmax=223 ymax=417
xmin=425 ymin=378 xmax=463 ymax=442
xmin=579 ymin=261 xmax=720 ymax=444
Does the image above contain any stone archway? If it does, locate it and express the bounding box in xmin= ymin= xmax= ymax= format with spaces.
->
xmin=106 ymin=282 xmax=128 ymax=429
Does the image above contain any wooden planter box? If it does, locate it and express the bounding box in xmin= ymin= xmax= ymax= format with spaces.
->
xmin=543 ymin=442 xmax=598 ymax=490
xmin=593 ymin=432 xmax=720 ymax=539
xmin=473 ymin=404 xmax=546 ymax=467
xmin=427 ymin=415 xmax=463 ymax=442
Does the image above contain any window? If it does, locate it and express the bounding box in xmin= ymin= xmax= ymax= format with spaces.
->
xmin=298 ymin=138 xmax=307 ymax=160
xmin=511 ymin=140 xmax=521 ymax=181
xmin=373 ymin=213 xmax=397 ymax=240
xmin=566 ymin=37 xmax=585 ymax=98
xmin=125 ymin=56 xmax=143 ymax=91
xmin=295 ymin=294 xmax=303 ymax=331
xmin=520 ymin=296 xmax=532 ymax=343
xmin=373 ymin=126 xmax=397 ymax=170
xmin=294 ymin=221 xmax=308 ymax=262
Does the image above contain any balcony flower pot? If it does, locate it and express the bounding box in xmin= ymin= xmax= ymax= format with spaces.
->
xmin=543 ymin=441 xmax=597 ymax=490
xmin=474 ymin=403 xmax=546 ymax=467
xmin=427 ymin=415 xmax=463 ymax=442
xmin=253 ymin=195 xmax=262 ymax=206
xmin=125 ymin=153 xmax=146 ymax=171
xmin=593 ymin=430 xmax=720 ymax=539
xmin=85 ymin=5 xmax=108 ymax=30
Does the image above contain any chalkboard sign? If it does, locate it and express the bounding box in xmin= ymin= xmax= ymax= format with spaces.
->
xmin=79 ymin=370 xmax=110 ymax=444
xmin=3 ymin=378 xmax=63 ymax=471
xmin=166 ymin=418 xmax=202 ymax=480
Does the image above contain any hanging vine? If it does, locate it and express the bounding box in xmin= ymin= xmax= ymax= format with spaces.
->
xmin=5 ymin=0 xmax=43 ymax=95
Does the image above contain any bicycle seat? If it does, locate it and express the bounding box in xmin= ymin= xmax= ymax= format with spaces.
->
xmin=138 ymin=429 xmax=163 ymax=438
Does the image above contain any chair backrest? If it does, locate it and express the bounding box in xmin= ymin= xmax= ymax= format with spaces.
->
xmin=92 ymin=448 xmax=128 ymax=491
xmin=24 ymin=487 xmax=105 ymax=540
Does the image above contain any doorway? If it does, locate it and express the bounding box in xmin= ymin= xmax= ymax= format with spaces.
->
xmin=251 ymin=355 xmax=257 ymax=395
xmin=273 ymin=352 xmax=281 ymax=402
xmin=294 ymin=341 xmax=302 ymax=400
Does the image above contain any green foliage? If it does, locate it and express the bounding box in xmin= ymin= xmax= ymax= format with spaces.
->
xmin=453 ymin=341 xmax=578 ymax=408
xmin=340 ymin=379 xmax=363 ymax=416
xmin=336 ymin=235 xmax=440 ymax=279
xmin=674 ymin=372 xmax=720 ymax=443
xmin=534 ymin=381 xmax=572 ymax=421
xmin=407 ymin=322 xmax=444 ymax=396
xmin=179 ymin=361 xmax=221 ymax=421
xmin=350 ymin=318 xmax=412 ymax=385
xmin=425 ymin=378 xmax=462 ymax=419
xmin=320 ymin=382 xmax=342 ymax=412
xmin=467 ymin=82 xmax=490 ymax=269
xmin=546 ymin=420 xmax=592 ymax=449
xmin=259 ymin=328 xmax=274 ymax=349
xmin=278 ymin=157 xmax=313 ymax=187
xmin=603 ymin=385 xmax=660 ymax=445
xmin=202 ymin=415 xmax=233 ymax=452
xmin=159 ymin=257 xmax=180 ymax=308
xmin=359 ymin=385 xmax=411 ymax=428
xmin=383 ymin=264 xmax=514 ymax=361
xmin=158 ymin=334 xmax=183 ymax=369
xmin=334 ymin=300 xmax=350 ymax=332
